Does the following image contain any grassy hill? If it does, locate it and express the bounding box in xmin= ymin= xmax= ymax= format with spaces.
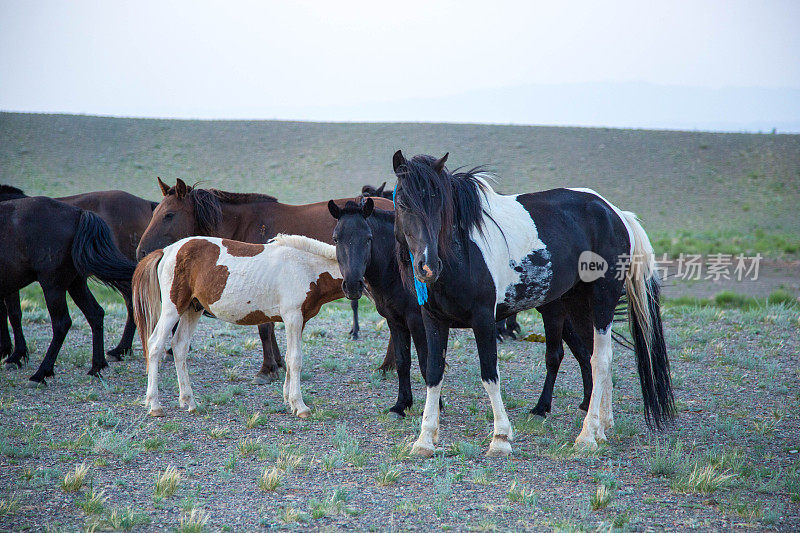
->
xmin=2 ymin=112 xmax=799 ymax=255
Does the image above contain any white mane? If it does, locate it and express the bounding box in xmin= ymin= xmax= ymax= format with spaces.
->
xmin=270 ymin=234 xmax=337 ymax=261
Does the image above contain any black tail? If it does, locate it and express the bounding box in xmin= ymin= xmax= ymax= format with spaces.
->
xmin=71 ymin=211 xmax=137 ymax=296
xmin=629 ymin=277 xmax=675 ymax=429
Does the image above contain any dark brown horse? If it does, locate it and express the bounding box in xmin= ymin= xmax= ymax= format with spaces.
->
xmin=0 ymin=196 xmax=136 ymax=383
xmin=136 ymin=177 xmax=395 ymax=383
xmin=0 ymin=186 xmax=156 ymax=362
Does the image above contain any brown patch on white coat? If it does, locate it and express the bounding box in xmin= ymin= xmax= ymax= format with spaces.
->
xmin=132 ymin=234 xmax=342 ymax=419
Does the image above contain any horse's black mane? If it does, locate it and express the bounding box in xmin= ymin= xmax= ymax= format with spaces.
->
xmin=166 ymin=184 xmax=278 ymax=235
xmin=394 ymin=155 xmax=491 ymax=256
xmin=340 ymin=200 xmax=395 ymax=224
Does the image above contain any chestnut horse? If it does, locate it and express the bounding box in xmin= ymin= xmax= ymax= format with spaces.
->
xmin=133 ymin=235 xmax=342 ymax=417
xmin=0 ymin=186 xmax=156 ymax=364
xmin=136 ymin=178 xmax=394 ymax=384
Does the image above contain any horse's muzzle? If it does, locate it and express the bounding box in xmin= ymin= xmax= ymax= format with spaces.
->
xmin=342 ymin=280 xmax=364 ymax=300
xmin=415 ymin=259 xmax=442 ymax=284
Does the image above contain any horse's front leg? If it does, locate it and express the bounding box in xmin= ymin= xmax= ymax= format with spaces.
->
xmin=349 ymin=298 xmax=360 ymax=340
xmin=411 ymin=311 xmax=448 ymax=458
xmin=282 ymin=312 xmax=310 ymax=418
xmin=473 ymin=311 xmax=513 ymax=457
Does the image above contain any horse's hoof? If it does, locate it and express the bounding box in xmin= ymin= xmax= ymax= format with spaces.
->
xmin=253 ymin=371 xmax=278 ymax=385
xmin=349 ymin=330 xmax=359 ymax=340
xmin=574 ymin=434 xmax=599 ymax=451
xmin=25 ymin=379 xmax=46 ymax=388
xmin=187 ymin=405 xmax=198 ymax=414
xmin=578 ymin=403 xmax=589 ymax=412
xmin=106 ymin=353 xmax=123 ymax=362
xmin=529 ymin=405 xmax=548 ymax=417
xmin=487 ymin=438 xmax=512 ymax=457
xmin=411 ymin=441 xmax=435 ymax=458
xmin=149 ymin=407 xmax=165 ymax=417
xmin=388 ymin=408 xmax=405 ymax=419
xmin=296 ymin=409 xmax=311 ymax=419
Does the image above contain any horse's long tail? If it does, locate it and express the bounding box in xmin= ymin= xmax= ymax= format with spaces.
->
xmin=132 ymin=250 xmax=164 ymax=368
xmin=620 ymin=211 xmax=675 ymax=429
xmin=71 ymin=210 xmax=137 ymax=296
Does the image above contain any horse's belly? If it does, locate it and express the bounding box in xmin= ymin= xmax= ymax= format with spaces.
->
xmin=498 ymin=249 xmax=553 ymax=312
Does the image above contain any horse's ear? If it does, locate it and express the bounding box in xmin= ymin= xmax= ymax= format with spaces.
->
xmin=434 ymin=152 xmax=449 ymax=173
xmin=392 ymin=150 xmax=407 ymax=175
xmin=362 ymin=197 xmax=374 ymax=218
xmin=375 ymin=182 xmax=387 ymax=196
xmin=157 ymin=177 xmax=170 ymax=196
xmin=175 ymin=178 xmax=188 ymax=199
xmin=327 ymin=200 xmax=341 ymax=219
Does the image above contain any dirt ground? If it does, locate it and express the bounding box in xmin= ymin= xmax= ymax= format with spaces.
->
xmin=0 ymin=291 xmax=798 ymax=532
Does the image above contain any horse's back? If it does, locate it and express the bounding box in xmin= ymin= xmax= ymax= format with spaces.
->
xmin=0 ymin=197 xmax=82 ymax=292
xmin=163 ymin=236 xmax=338 ymax=324
xmin=260 ymin=197 xmax=393 ymax=244
xmin=514 ymin=188 xmax=630 ymax=252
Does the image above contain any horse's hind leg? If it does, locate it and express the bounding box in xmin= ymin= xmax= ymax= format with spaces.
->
xmin=28 ymin=283 xmax=72 ymax=385
xmin=530 ymin=301 xmax=566 ymax=417
xmin=7 ymin=294 xmax=28 ymax=365
xmin=145 ymin=305 xmax=180 ymax=416
xmin=562 ymin=309 xmax=594 ymax=412
xmin=253 ymin=323 xmax=282 ymax=384
xmin=387 ymin=320 xmax=412 ymax=417
xmin=67 ymin=277 xmax=108 ymax=377
xmin=2 ymin=293 xmax=28 ymax=367
xmin=349 ymin=298 xmax=360 ymax=340
xmin=107 ymin=292 xmax=135 ymax=361
xmin=575 ymin=280 xmax=622 ymax=450
xmin=171 ymin=309 xmax=202 ymax=412
xmin=0 ymin=298 xmax=11 ymax=360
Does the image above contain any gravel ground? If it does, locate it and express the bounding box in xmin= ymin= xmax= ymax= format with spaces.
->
xmin=0 ymin=296 xmax=798 ymax=532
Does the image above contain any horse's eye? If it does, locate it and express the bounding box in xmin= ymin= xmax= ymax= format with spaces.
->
xmin=164 ymin=212 xmax=175 ymax=221
xmin=332 ymin=237 xmax=338 ymax=244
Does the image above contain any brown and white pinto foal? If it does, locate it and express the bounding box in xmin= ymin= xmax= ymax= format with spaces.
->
xmin=133 ymin=235 xmax=342 ymax=418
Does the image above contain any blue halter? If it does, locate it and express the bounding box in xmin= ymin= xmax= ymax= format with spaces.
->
xmin=393 ymin=185 xmax=429 ymax=305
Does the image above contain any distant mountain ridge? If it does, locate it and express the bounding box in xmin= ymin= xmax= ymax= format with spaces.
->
xmin=3 ymin=83 xmax=799 ymax=133
xmin=271 ymin=82 xmax=800 ymax=133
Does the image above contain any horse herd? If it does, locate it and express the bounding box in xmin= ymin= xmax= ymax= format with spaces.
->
xmin=0 ymin=150 xmax=674 ymax=457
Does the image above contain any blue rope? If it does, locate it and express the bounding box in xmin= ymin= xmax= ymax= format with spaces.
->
xmin=393 ymin=185 xmax=429 ymax=305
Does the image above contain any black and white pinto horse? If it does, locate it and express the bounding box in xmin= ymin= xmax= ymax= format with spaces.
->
xmin=391 ymin=151 xmax=674 ymax=456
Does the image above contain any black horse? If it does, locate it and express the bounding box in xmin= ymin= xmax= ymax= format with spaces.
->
xmin=330 ymin=197 xmax=600 ymax=418
xmin=0 ymin=196 xmax=136 ymax=383
xmin=0 ymin=185 xmax=156 ymax=361
xmin=330 ymin=199 xmax=429 ymax=416
xmin=391 ymin=151 xmax=674 ymax=456
xmin=0 ymin=186 xmax=29 ymax=364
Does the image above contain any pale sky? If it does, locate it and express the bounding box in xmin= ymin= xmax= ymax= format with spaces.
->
xmin=1 ymin=0 xmax=799 ymax=129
